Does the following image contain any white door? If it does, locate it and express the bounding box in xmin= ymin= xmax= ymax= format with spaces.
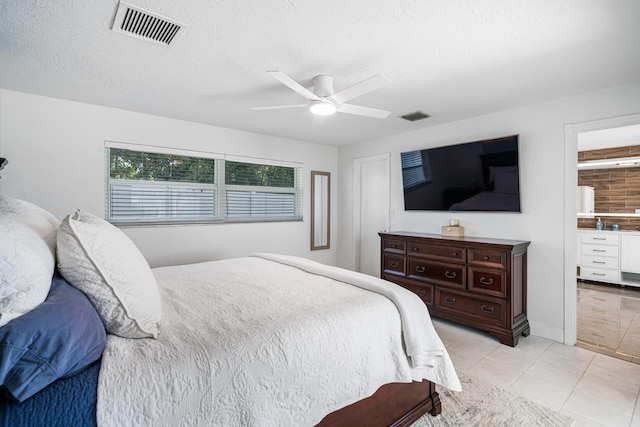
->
xmin=353 ymin=153 xmax=390 ymax=276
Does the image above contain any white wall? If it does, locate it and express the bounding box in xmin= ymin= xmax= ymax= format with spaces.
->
xmin=337 ymin=82 xmax=640 ymax=343
xmin=0 ymin=90 xmax=338 ymax=267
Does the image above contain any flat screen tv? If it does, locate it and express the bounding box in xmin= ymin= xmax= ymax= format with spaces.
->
xmin=401 ymin=135 xmax=521 ymax=212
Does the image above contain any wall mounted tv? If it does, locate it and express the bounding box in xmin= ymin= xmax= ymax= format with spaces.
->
xmin=401 ymin=135 xmax=521 ymax=212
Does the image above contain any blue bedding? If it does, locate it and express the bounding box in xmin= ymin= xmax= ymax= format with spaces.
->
xmin=0 ymin=360 xmax=99 ymax=427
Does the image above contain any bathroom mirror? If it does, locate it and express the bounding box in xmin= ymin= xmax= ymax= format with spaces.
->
xmin=311 ymin=171 xmax=330 ymax=250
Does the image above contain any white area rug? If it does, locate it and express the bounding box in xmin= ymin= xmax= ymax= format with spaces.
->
xmin=415 ymin=374 xmax=574 ymax=427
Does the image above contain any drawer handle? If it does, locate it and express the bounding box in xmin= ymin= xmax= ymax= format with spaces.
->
xmin=391 ymin=244 xmax=397 ymax=248
xmin=592 ymin=272 xmax=606 ymax=276
xmin=452 ymin=252 xmax=459 ymax=257
xmin=411 ymin=247 xmax=420 ymax=252
xmin=591 ymin=261 xmax=606 ymax=264
xmin=415 ymin=289 xmax=426 ymax=297
xmin=592 ymin=249 xmax=606 ymax=252
xmin=444 ymin=271 xmax=457 ymax=279
xmin=415 ymin=265 xmax=426 ymax=273
xmin=592 ymin=237 xmax=606 ymax=240
xmin=390 ymin=261 xmax=399 ymax=268
xmin=444 ymin=296 xmax=456 ymax=304
xmin=479 ymin=277 xmax=494 ymax=285
xmin=481 ymin=305 xmax=495 ymax=314
xmin=483 ymin=256 xmax=490 ymax=260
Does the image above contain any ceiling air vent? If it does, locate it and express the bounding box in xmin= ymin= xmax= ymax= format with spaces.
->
xmin=400 ymin=111 xmax=431 ymax=122
xmin=112 ymin=2 xmax=186 ymax=46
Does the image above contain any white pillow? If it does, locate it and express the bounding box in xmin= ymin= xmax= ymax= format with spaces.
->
xmin=0 ymin=195 xmax=60 ymax=327
xmin=56 ymin=209 xmax=161 ymax=339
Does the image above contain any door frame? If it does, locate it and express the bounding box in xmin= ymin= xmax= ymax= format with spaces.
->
xmin=563 ymin=113 xmax=640 ymax=345
xmin=352 ymin=152 xmax=391 ymax=273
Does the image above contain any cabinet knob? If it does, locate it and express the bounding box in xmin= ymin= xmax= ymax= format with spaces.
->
xmin=444 ymin=271 xmax=457 ymax=279
xmin=415 ymin=265 xmax=426 ymax=273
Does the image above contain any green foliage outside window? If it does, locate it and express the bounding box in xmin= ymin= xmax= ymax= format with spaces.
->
xmin=225 ymin=161 xmax=294 ymax=188
xmin=110 ymin=148 xmax=215 ymax=183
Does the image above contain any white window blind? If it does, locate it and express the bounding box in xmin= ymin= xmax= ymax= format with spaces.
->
xmin=106 ymin=145 xmax=303 ymax=225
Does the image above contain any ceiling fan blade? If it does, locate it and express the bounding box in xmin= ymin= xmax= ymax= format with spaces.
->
xmin=337 ymin=103 xmax=391 ymax=119
xmin=250 ymin=104 xmax=308 ymax=111
xmin=267 ymin=71 xmax=320 ymax=101
xmin=330 ymin=73 xmax=390 ymax=104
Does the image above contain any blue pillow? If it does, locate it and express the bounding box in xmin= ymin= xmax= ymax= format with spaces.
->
xmin=0 ymin=272 xmax=106 ymax=402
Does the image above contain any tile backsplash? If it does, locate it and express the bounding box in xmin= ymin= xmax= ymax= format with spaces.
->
xmin=578 ymin=145 xmax=640 ymax=231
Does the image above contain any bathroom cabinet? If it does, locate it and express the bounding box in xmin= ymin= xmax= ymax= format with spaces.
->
xmin=578 ymin=229 xmax=640 ymax=287
xmin=621 ymin=234 xmax=640 ymax=275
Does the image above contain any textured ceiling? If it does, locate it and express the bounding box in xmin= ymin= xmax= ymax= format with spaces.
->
xmin=1 ymin=0 xmax=639 ymax=146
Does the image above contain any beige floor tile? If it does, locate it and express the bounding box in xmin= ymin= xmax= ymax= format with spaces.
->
xmin=572 ymin=375 xmax=639 ymax=413
xmin=547 ymin=341 xmax=597 ymax=361
xmin=584 ymin=353 xmax=640 ymax=388
xmin=509 ymin=368 xmax=578 ymax=412
xmin=489 ymin=334 xmax=553 ymax=360
xmin=533 ymin=347 xmax=593 ymax=376
xmin=435 ymin=307 xmax=640 ymax=427
xmin=465 ymin=351 xmax=533 ymax=388
xmin=562 ymin=392 xmax=634 ymax=427
xmin=565 ymin=415 xmax=610 ymax=427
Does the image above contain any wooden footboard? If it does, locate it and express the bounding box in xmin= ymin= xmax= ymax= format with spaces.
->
xmin=316 ymin=380 xmax=441 ymax=427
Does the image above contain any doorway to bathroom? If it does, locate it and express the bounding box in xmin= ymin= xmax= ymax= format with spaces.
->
xmin=565 ymin=113 xmax=640 ymax=364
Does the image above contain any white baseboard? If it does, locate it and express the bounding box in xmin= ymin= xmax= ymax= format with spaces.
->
xmin=528 ymin=321 xmax=565 ymax=344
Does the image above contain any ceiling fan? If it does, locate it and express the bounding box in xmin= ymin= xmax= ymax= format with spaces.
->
xmin=251 ymin=71 xmax=391 ymax=119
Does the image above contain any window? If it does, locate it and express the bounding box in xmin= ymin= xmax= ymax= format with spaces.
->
xmin=106 ymin=143 xmax=303 ymax=225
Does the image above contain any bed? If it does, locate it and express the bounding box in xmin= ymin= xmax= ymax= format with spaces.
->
xmin=0 ymin=195 xmax=460 ymax=426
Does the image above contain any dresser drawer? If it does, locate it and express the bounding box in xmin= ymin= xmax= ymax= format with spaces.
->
xmin=468 ymin=249 xmax=507 ymax=269
xmin=384 ymin=276 xmax=434 ymax=306
xmin=383 ymin=239 xmax=406 ymax=254
xmin=436 ymin=289 xmax=505 ymax=325
xmin=581 ymin=232 xmax=619 ymax=245
xmin=581 ymin=255 xmax=618 ymax=270
xmin=468 ymin=267 xmax=506 ymax=297
xmin=580 ymin=267 xmax=619 ymax=282
xmin=407 ymin=259 xmax=465 ymax=288
xmin=581 ymin=244 xmax=618 ymax=258
xmin=407 ymin=242 xmax=465 ymax=263
xmin=382 ymin=253 xmax=406 ymax=276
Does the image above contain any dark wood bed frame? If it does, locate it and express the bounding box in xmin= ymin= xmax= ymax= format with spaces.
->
xmin=317 ymin=380 xmax=441 ymax=427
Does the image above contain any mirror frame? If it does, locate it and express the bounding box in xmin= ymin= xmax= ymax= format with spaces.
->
xmin=310 ymin=171 xmax=330 ymax=250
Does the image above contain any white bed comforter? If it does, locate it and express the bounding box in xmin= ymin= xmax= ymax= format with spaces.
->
xmin=97 ymin=255 xmax=460 ymax=427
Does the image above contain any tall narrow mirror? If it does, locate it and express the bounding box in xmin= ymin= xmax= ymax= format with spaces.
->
xmin=311 ymin=171 xmax=330 ymax=250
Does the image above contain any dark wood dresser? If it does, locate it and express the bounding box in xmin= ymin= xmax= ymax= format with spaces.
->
xmin=379 ymin=231 xmax=530 ymax=346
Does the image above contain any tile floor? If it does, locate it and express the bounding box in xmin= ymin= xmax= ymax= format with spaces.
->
xmin=432 ymin=317 xmax=640 ymax=427
xmin=577 ymin=280 xmax=640 ymax=364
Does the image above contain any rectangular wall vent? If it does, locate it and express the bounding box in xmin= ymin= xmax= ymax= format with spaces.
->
xmin=112 ymin=2 xmax=186 ymax=46
xmin=400 ymin=111 xmax=431 ymax=122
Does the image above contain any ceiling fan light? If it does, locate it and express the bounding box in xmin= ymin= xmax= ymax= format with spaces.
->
xmin=309 ymin=100 xmax=336 ymax=116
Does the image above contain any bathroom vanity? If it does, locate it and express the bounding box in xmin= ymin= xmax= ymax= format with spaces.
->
xmin=578 ymin=229 xmax=640 ymax=287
